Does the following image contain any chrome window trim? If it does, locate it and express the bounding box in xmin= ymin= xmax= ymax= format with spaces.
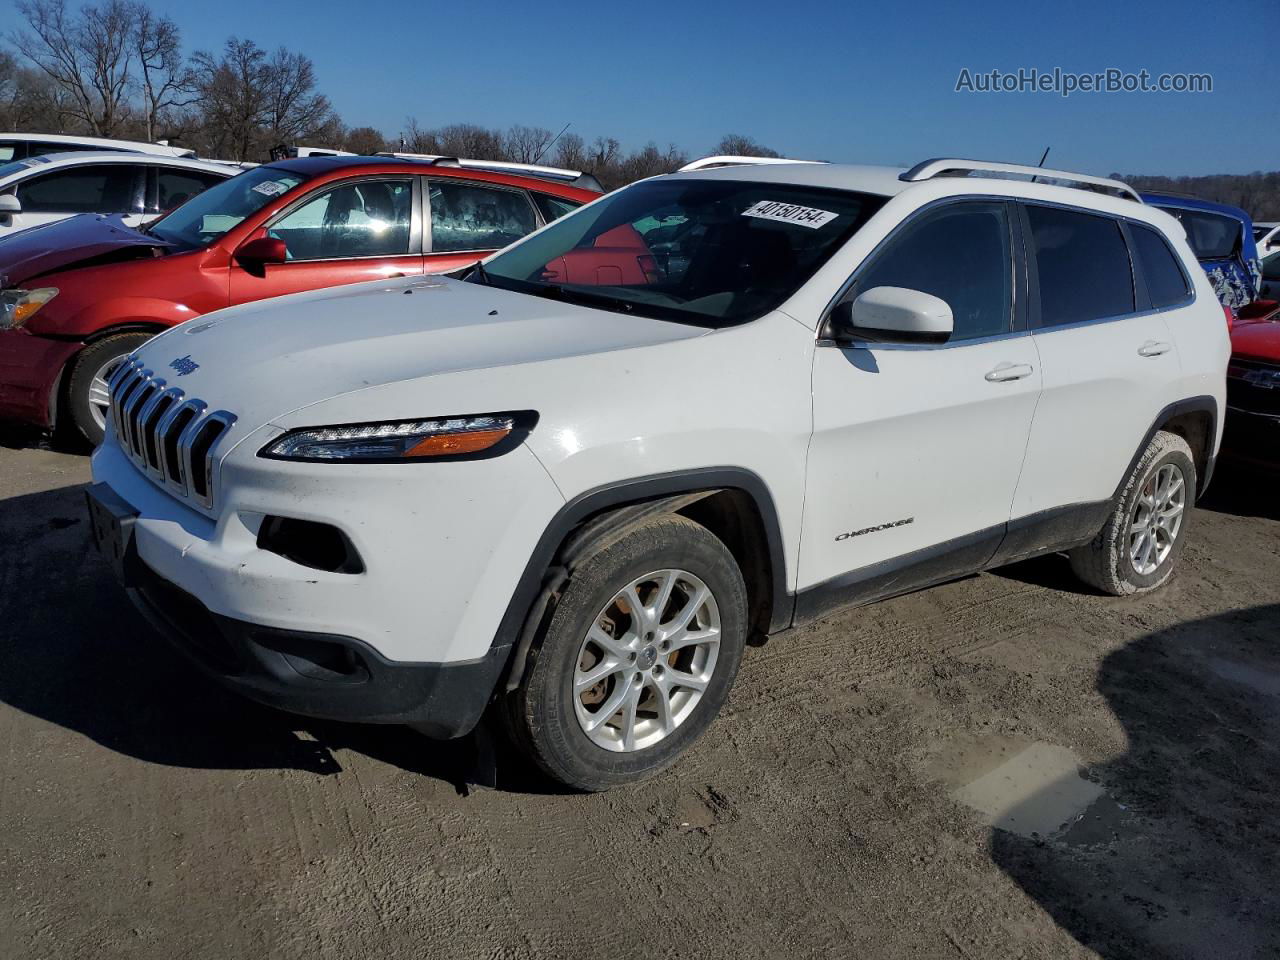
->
xmin=817 ymin=195 xmax=1021 ymax=351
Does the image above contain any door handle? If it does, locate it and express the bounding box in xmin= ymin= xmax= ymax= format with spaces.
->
xmin=1138 ymin=340 xmax=1172 ymax=357
xmin=985 ymin=362 xmax=1035 ymax=382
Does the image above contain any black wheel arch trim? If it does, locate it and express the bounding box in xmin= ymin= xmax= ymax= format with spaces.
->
xmin=494 ymin=467 xmax=792 ymax=694
xmin=1118 ymin=395 xmax=1219 ymax=501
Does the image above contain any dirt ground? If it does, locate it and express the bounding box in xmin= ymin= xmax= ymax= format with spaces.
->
xmin=1 ymin=433 xmax=1278 ymax=960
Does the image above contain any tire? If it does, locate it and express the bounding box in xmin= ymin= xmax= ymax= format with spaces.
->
xmin=1069 ymin=430 xmax=1196 ymax=596
xmin=504 ymin=513 xmax=748 ymax=791
xmin=63 ymin=333 xmax=152 ymax=446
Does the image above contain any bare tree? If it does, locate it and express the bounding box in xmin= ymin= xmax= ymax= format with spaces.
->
xmin=12 ymin=0 xmax=137 ymax=136
xmin=398 ymin=117 xmax=440 ymax=154
xmin=261 ymin=46 xmax=336 ymax=147
xmin=713 ymin=133 xmax=781 ymax=158
xmin=132 ymin=4 xmax=192 ymax=142
xmin=552 ymin=131 xmax=587 ymax=171
xmin=504 ymin=124 xmax=553 ymax=164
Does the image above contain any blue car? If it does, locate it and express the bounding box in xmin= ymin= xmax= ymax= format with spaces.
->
xmin=1141 ymin=192 xmax=1261 ymax=310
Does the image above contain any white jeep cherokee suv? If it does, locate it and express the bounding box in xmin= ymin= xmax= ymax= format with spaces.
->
xmin=87 ymin=157 xmax=1229 ymax=790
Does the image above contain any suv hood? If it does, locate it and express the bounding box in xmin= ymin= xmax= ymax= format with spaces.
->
xmin=0 ymin=214 xmax=170 ymax=287
xmin=132 ymin=274 xmax=708 ymax=430
xmin=1232 ymin=316 xmax=1280 ymax=364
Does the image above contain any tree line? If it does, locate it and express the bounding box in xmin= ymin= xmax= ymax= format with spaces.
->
xmin=3 ymin=0 xmax=1276 ymax=210
xmin=0 ymin=0 xmax=781 ymax=189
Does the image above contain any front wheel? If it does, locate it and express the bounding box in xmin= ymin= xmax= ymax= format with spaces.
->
xmin=504 ymin=513 xmax=748 ymax=791
xmin=1069 ymin=430 xmax=1196 ymax=595
xmin=63 ymin=333 xmax=153 ymax=445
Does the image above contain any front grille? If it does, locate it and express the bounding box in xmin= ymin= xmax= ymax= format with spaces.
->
xmin=107 ymin=357 xmax=237 ymax=508
xmin=1227 ymin=359 xmax=1280 ymax=417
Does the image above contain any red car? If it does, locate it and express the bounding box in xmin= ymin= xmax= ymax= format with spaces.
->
xmin=1224 ymin=299 xmax=1280 ymax=469
xmin=0 ymin=155 xmax=600 ymax=442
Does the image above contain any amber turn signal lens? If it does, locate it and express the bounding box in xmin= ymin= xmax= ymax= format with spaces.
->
xmin=402 ymin=427 xmax=511 ymax=458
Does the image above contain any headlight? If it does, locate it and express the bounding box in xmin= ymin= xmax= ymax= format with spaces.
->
xmin=0 ymin=287 xmax=58 ymax=330
xmin=260 ymin=413 xmax=535 ymax=462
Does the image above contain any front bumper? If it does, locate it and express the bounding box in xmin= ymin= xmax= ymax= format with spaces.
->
xmin=0 ymin=329 xmax=80 ymax=427
xmin=127 ymin=551 xmax=507 ymax=735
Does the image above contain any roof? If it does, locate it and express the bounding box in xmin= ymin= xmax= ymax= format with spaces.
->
xmin=669 ymin=161 xmax=913 ymax=197
xmin=262 ymin=154 xmax=601 ymax=197
xmin=0 ymin=151 xmax=238 ymax=177
xmin=0 ymin=132 xmax=195 ymax=157
xmin=1140 ymin=192 xmax=1253 ymax=224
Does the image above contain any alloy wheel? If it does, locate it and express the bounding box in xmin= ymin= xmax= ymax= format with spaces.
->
xmin=1129 ymin=462 xmax=1186 ymax=576
xmin=573 ymin=569 xmax=721 ymax=753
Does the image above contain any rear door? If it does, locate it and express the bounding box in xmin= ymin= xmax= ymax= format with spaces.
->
xmin=228 ymin=176 xmax=423 ymax=305
xmin=3 ymin=162 xmax=145 ymax=236
xmin=423 ymin=177 xmax=541 ymax=273
xmin=1009 ymin=203 xmax=1180 ymax=530
xmin=800 ymin=199 xmax=1042 ymax=613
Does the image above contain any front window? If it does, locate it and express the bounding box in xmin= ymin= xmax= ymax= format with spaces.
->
xmin=147 ymin=166 xmax=306 ymax=249
xmin=476 ymin=179 xmax=885 ymax=326
xmin=267 ymin=179 xmax=413 ymax=260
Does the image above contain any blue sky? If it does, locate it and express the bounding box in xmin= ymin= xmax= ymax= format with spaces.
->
xmin=4 ymin=0 xmax=1276 ymax=176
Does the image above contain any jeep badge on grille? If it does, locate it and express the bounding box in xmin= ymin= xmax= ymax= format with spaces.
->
xmin=169 ymin=356 xmax=200 ymax=376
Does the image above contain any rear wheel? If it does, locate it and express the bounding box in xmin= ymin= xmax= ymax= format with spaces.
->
xmin=63 ymin=333 xmax=152 ymax=445
xmin=1069 ymin=430 xmax=1195 ymax=595
xmin=504 ymin=514 xmax=748 ymax=791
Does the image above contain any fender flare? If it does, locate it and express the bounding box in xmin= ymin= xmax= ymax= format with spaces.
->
xmin=1113 ymin=395 xmax=1219 ymax=502
xmin=494 ymin=468 xmax=792 ymax=693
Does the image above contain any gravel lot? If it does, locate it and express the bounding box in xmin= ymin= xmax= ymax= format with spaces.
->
xmin=2 ymin=436 xmax=1278 ymax=960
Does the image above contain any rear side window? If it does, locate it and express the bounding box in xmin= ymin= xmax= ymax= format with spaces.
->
xmin=155 ymin=169 xmax=226 ymax=213
xmin=848 ymin=201 xmax=1013 ymax=341
xmin=1129 ymin=223 xmax=1191 ymax=309
xmin=533 ymin=192 xmax=582 ymax=223
xmin=428 ymin=180 xmax=538 ymax=253
xmin=1026 ymin=205 xmax=1134 ymax=326
xmin=15 ymin=163 xmax=141 ymax=214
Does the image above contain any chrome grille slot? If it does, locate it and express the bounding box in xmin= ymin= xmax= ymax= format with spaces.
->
xmin=106 ymin=357 xmax=236 ymax=509
xmin=142 ymin=392 xmax=177 ymax=468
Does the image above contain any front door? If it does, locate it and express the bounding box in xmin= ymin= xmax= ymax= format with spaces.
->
xmin=800 ymin=200 xmax=1041 ymax=617
xmin=3 ymin=162 xmax=145 ymax=237
xmin=229 ymin=177 xmax=423 ymax=304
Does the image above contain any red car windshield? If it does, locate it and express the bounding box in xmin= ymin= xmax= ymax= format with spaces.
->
xmin=476 ymin=178 xmax=885 ymax=327
xmin=147 ymin=166 xmax=306 ymax=249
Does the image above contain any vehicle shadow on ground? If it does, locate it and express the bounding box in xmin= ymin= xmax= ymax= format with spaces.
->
xmin=0 ymin=481 xmax=554 ymax=795
xmin=990 ymin=604 xmax=1280 ymax=958
xmin=1197 ymin=461 xmax=1280 ymax=522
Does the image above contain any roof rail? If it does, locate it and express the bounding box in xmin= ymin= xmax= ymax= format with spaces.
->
xmin=899 ymin=158 xmax=1141 ymax=202
xmin=678 ymin=155 xmax=824 ymax=173
xmin=376 ymin=153 xmax=604 ymax=193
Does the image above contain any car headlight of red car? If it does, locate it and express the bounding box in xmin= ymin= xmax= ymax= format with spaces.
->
xmin=0 ymin=287 xmax=58 ymax=330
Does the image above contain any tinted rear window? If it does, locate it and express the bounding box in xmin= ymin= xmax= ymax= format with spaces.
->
xmin=1027 ymin=205 xmax=1134 ymax=327
xmin=1157 ymin=206 xmax=1240 ymax=260
xmin=1129 ymin=223 xmax=1191 ymax=309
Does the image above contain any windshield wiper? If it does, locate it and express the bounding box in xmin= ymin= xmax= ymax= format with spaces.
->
xmin=470 ymin=259 xmax=491 ymax=285
xmin=527 ymin=282 xmax=635 ymax=313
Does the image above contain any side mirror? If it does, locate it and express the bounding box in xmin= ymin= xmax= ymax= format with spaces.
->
xmin=0 ymin=194 xmax=20 ymax=215
xmin=235 ymin=235 xmax=287 ymax=268
xmin=829 ymin=285 xmax=953 ymax=344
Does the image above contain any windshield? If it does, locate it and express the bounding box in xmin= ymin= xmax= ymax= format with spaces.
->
xmin=147 ymin=166 xmax=306 ymax=249
xmin=475 ymin=178 xmax=886 ymax=326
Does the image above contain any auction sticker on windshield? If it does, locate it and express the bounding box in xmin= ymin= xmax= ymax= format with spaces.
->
xmin=742 ymin=200 xmax=838 ymax=229
xmin=252 ymin=180 xmax=292 ymax=197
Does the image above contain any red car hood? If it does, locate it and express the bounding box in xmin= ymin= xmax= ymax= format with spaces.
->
xmin=0 ymin=214 xmax=171 ymax=288
xmin=1231 ymin=318 xmax=1280 ymax=364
